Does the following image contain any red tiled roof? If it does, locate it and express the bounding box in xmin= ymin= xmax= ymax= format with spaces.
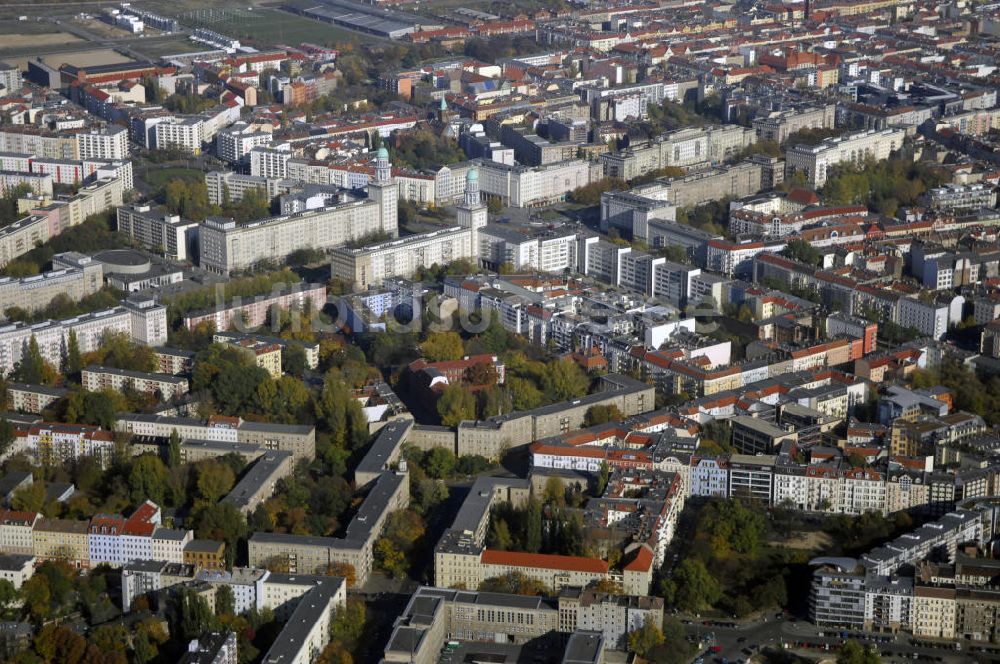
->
xmin=786 ymin=189 xmax=820 ymax=206
xmin=123 ymin=500 xmax=159 ymax=536
xmin=0 ymin=509 xmax=39 ymax=525
xmin=624 ymin=545 xmax=653 ymax=572
xmin=481 ymin=549 xmax=609 ymax=574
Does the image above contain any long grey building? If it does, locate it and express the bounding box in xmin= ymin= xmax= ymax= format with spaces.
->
xmin=199 ymin=148 xmax=398 ymax=275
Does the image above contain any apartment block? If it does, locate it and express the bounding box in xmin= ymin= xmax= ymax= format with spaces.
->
xmin=154 ymin=347 xmax=195 ymax=375
xmin=205 ymin=171 xmax=282 ymax=206
xmin=33 ymin=517 xmax=90 ymax=568
xmin=12 ymin=422 xmax=116 ymax=468
xmin=477 ymin=158 xmax=596 ymax=207
xmin=731 ymin=416 xmax=797 ymax=455
xmin=6 ymin=382 xmax=68 ymax=414
xmin=0 ymin=510 xmax=39 ymax=555
xmin=752 ymin=105 xmax=836 ymax=143
xmin=785 ymin=128 xmax=905 ymax=187
xmin=0 ymin=257 xmax=103 ymax=315
xmin=82 ymin=365 xmax=189 ymax=400
xmin=116 ymin=204 xmax=199 ymax=261
xmin=248 ymin=470 xmax=409 ymax=586
xmin=260 ymin=583 xmax=342 ymax=664
xmin=199 ymin=155 xmax=398 ymax=274
xmin=454 ymin=374 xmax=654 ymax=458
xmin=155 ymin=117 xmax=205 ymax=155
xmin=221 ymin=451 xmax=295 ymax=514
xmin=0 ymin=295 xmax=166 ymax=372
xmin=216 ymin=123 xmax=272 ymax=163
xmin=250 ymin=145 xmax=292 ymax=179
xmin=599 ymin=183 xmax=676 ymax=241
xmin=181 ymin=282 xmax=326 ymax=333
xmin=332 ymin=225 xmax=478 ymax=290
xmin=76 ymin=126 xmax=129 ymax=161
xmin=213 ymin=332 xmax=319 ymax=371
xmin=478 ymin=224 xmax=581 ymax=273
xmin=114 ymin=413 xmax=316 ymax=462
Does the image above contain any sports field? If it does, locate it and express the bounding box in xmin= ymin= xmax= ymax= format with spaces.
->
xmin=1 ymin=47 xmax=132 ymax=71
xmin=175 ymin=7 xmax=365 ymax=47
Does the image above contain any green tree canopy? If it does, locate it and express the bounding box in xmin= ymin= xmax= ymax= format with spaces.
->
xmin=437 ymin=383 xmax=476 ymax=427
xmin=781 ymin=238 xmax=823 ymax=266
xmin=628 ymin=618 xmax=665 ymax=658
xmin=196 ymin=459 xmax=236 ymax=503
xmin=584 ymin=404 xmax=624 ymax=427
xmin=671 ymin=559 xmax=722 ymax=611
xmin=129 ymin=454 xmax=169 ymax=507
xmin=837 ymin=639 xmax=882 ymax=664
xmin=542 ymin=360 xmax=589 ymax=401
xmin=420 ymin=331 xmax=465 ymax=362
xmin=12 ymin=336 xmax=56 ymax=385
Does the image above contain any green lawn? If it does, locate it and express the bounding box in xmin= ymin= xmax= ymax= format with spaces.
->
xmin=131 ymin=39 xmax=209 ymax=59
xmin=162 ymin=6 xmax=365 ymax=47
xmin=238 ymin=10 xmax=365 ymax=46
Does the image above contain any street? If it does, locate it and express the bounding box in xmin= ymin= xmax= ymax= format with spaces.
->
xmin=681 ymin=615 xmax=997 ymax=664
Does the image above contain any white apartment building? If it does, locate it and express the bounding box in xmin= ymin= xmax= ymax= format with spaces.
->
xmin=0 ymin=176 xmax=125 ymax=268
xmin=14 ymin=423 xmax=116 ymax=468
xmin=0 ymin=554 xmax=35 ymax=589
xmin=0 ymin=152 xmax=31 ymax=172
xmin=705 ymin=239 xmax=784 ymax=278
xmin=205 ymin=171 xmax=281 ymax=206
xmin=0 ymin=510 xmax=39 ymax=555
xmin=0 ymin=170 xmax=53 ymax=198
xmin=926 ymin=183 xmax=998 ymax=211
xmin=89 ymin=515 xmax=126 ymax=566
xmin=76 ymin=126 xmax=130 ymax=161
xmin=201 ymin=197 xmax=389 ymax=275
xmin=201 ymin=148 xmax=398 ymax=274
xmin=896 ymin=296 xmax=951 ymax=340
xmin=331 ymin=168 xmax=487 ymax=288
xmin=332 ymin=225 xmax=475 ymax=290
xmin=250 ymin=145 xmax=293 ymax=179
xmin=478 ymin=159 xmax=596 ymax=207
xmin=840 ymin=468 xmax=887 ymax=514
xmin=620 ymin=251 xmax=664 ymax=296
xmin=0 ymin=63 xmax=22 ymax=92
xmin=154 ymin=117 xmax=205 ymax=155
xmin=151 ymin=527 xmax=193 ymax=564
xmin=581 ymin=239 xmax=631 ymax=285
xmin=0 ymin=297 xmax=167 ymax=376
xmin=0 ymin=259 xmax=103 ymax=314
xmin=216 ymin=123 xmax=272 ymax=163
xmin=478 ymin=225 xmax=581 ymax=273
xmin=785 ymin=128 xmax=906 ymax=187
xmin=690 ymin=458 xmax=729 ymax=496
xmin=116 ymin=204 xmax=199 ymax=261
xmin=82 ymin=366 xmax=189 ymax=400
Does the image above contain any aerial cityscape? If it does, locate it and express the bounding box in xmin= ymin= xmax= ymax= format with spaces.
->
xmin=0 ymin=0 xmax=997 ymax=663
